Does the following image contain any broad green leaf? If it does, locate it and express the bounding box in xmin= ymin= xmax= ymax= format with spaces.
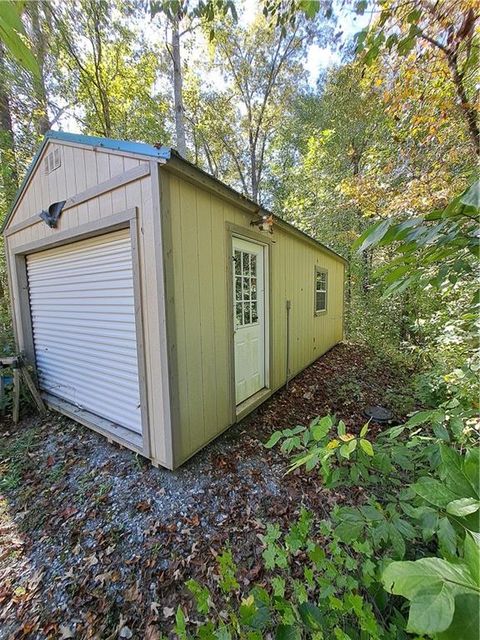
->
xmin=360 ymin=422 xmax=369 ymax=437
xmin=359 ymin=439 xmax=374 ymax=456
xmin=386 ymin=425 xmax=405 ymax=439
xmin=243 ymin=587 xmax=271 ymax=629
xmin=397 ymin=35 xmax=416 ymax=55
xmin=433 ymin=422 xmax=450 ymax=441
xmin=312 ymin=422 xmax=330 ymax=441
xmin=360 ymin=505 xmax=384 ymax=522
xmin=335 ymin=506 xmax=364 ymax=523
xmin=438 ymin=517 xmax=457 ymax=557
xmin=383 ymin=558 xmax=478 ymax=597
xmin=297 ymin=602 xmax=323 ymax=630
xmin=298 ymin=0 xmax=320 ymax=18
xmin=464 ymin=532 xmax=480 ymax=586
xmin=407 ymin=582 xmax=455 ymax=634
xmin=383 ymin=264 xmax=411 ymax=284
xmin=354 ymin=29 xmax=368 ymax=48
xmin=464 ymin=448 xmax=480 ymax=490
xmin=340 ymin=438 xmax=357 ymax=459
xmin=447 ymin=498 xmax=480 ymax=517
xmin=335 ymin=521 xmax=364 ymax=543
xmin=0 ymin=2 xmax=39 ymax=77
xmin=437 ymin=593 xmax=480 ymax=640
xmin=186 ymin=579 xmax=211 ymax=614
xmin=174 ymin=606 xmax=187 ymax=639
xmin=275 ymin=625 xmax=301 ymax=640
xmin=440 ymin=445 xmax=478 ymax=498
xmin=355 ymin=0 xmax=367 ymax=15
xmin=394 ymin=518 xmax=416 ymax=539
xmin=460 ymin=180 xmax=479 ymax=209
xmin=388 ymin=523 xmax=406 ymax=558
xmin=265 ymin=431 xmax=283 ymax=448
xmin=353 ymin=219 xmax=391 ymax=253
xmin=419 ymin=507 xmax=439 ymax=541
xmin=337 ymin=420 xmax=346 ymax=436
xmin=405 ymin=410 xmax=435 ymax=426
xmin=413 ymin=477 xmax=458 ymax=507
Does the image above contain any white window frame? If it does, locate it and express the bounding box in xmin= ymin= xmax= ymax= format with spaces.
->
xmin=314 ymin=266 xmax=328 ymax=315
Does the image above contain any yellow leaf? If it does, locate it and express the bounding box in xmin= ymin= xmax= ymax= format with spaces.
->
xmin=327 ymin=439 xmax=340 ymax=450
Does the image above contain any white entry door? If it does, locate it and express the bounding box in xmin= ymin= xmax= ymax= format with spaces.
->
xmin=233 ymin=237 xmax=266 ymax=405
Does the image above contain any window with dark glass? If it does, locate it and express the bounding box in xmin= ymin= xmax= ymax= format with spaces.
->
xmin=315 ymin=267 xmax=328 ymax=313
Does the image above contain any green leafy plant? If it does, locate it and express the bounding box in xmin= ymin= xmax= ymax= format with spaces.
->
xmin=265 ymin=415 xmax=376 ymax=487
xmin=353 ymin=180 xmax=480 ymax=328
xmin=0 ymin=1 xmax=40 ymax=76
xmin=383 ymin=533 xmax=480 ymax=638
xmin=178 ymin=511 xmax=390 ymax=639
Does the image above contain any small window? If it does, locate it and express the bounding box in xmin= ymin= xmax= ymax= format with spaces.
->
xmin=44 ymin=147 xmax=61 ymax=174
xmin=314 ymin=267 xmax=328 ymax=314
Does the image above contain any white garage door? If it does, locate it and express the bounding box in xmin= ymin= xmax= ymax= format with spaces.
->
xmin=26 ymin=229 xmax=142 ymax=438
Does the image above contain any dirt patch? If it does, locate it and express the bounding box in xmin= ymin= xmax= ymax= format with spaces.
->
xmin=0 ymin=343 xmax=413 ymax=639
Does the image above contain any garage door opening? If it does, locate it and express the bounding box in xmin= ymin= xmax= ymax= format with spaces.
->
xmin=26 ymin=229 xmax=143 ymax=447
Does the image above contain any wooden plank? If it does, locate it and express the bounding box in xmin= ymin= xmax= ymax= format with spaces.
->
xmin=129 ymin=217 xmax=151 ymax=459
xmin=151 ymin=164 xmax=175 ymax=468
xmin=43 ymin=393 xmax=146 ymax=455
xmin=14 ymin=255 xmax=36 ymax=364
xmin=210 ymin=196 xmax=230 ymax=433
xmin=21 ymin=368 xmax=47 ymax=414
xmin=169 ymin=175 xmax=191 ymax=460
xmin=11 ymin=208 xmax=137 ymax=256
xmin=12 ymin=369 xmax=20 ymax=423
xmin=181 ymin=182 xmax=205 ymax=454
xmin=196 ymin=189 xmax=217 ymax=440
xmin=5 ymin=165 xmax=150 ymax=237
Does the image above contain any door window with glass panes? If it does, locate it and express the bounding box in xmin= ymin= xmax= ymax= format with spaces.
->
xmin=234 ymin=250 xmax=259 ymax=326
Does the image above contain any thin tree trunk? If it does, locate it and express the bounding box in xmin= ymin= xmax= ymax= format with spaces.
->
xmin=29 ymin=1 xmax=51 ymax=136
xmin=172 ymin=16 xmax=186 ymax=157
xmin=250 ymin=136 xmax=258 ymax=202
xmin=447 ymin=51 xmax=479 ymax=156
xmin=0 ymin=44 xmax=18 ymax=209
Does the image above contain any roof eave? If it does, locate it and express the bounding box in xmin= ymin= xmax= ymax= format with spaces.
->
xmin=165 ymin=150 xmax=348 ymax=265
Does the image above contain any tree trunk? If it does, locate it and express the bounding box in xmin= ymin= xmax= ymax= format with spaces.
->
xmin=172 ymin=16 xmax=186 ymax=157
xmin=0 ymin=44 xmax=18 ymax=211
xmin=29 ymin=1 xmax=51 ymax=136
xmin=447 ymin=51 xmax=479 ymax=156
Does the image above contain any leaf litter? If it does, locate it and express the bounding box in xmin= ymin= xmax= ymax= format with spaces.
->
xmin=0 ymin=344 xmax=412 ymax=639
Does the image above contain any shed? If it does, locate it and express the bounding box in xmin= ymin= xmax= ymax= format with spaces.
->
xmin=2 ymin=131 xmax=347 ymax=469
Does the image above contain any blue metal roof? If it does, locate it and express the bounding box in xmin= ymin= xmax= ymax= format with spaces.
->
xmin=1 ymin=131 xmax=348 ymax=264
xmin=45 ymin=130 xmax=172 ymax=160
xmin=1 ymin=130 xmax=172 ymax=232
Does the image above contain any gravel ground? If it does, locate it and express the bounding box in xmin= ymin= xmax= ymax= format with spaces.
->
xmin=0 ymin=343 xmax=412 ymax=639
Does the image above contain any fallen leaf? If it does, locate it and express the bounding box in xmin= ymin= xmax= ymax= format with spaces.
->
xmin=59 ymin=624 xmax=75 ymax=639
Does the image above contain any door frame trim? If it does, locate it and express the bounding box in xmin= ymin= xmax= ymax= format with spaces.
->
xmin=9 ymin=208 xmax=151 ymax=458
xmin=225 ymin=223 xmax=272 ymax=423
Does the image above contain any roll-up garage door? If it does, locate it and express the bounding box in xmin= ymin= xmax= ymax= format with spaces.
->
xmin=26 ymin=229 xmax=142 ymax=439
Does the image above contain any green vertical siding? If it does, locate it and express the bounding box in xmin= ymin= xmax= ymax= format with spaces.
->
xmin=162 ymin=170 xmax=345 ymax=466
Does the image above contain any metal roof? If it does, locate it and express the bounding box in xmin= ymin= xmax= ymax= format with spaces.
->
xmin=1 ymin=131 xmax=348 ymax=264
